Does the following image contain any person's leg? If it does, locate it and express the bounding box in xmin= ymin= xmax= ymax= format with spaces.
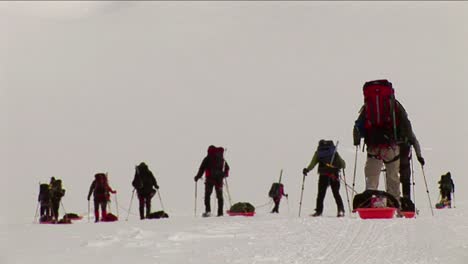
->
xmin=145 ymin=197 xmax=152 ymax=217
xmin=330 ymin=177 xmax=345 ymax=215
xmin=399 ymin=144 xmax=412 ymax=199
xmin=314 ymin=175 xmax=329 ymax=215
xmin=94 ymin=200 xmax=100 ymax=222
xmin=215 ymin=186 xmax=224 ymax=216
xmin=272 ymin=198 xmax=280 ymax=213
xmin=383 ymin=146 xmax=401 ymax=199
xmin=204 ymin=182 xmax=214 ymax=214
xmin=138 ymin=195 xmax=145 ymax=219
xmin=365 ymin=147 xmax=384 ymax=191
xmin=101 ymin=200 xmax=108 ymax=220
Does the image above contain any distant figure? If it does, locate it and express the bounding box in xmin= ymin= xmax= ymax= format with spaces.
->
xmin=269 ymin=182 xmax=288 ymax=213
xmin=438 ymin=172 xmax=455 ymax=208
xmin=38 ymin=183 xmax=51 ymax=222
xmin=132 ymin=162 xmax=159 ymax=219
xmin=49 ymin=177 xmax=65 ymax=223
xmin=194 ymin=145 xmax=230 ymax=217
xmin=303 ymin=140 xmax=346 ymax=217
xmin=88 ymin=173 xmax=116 ymax=222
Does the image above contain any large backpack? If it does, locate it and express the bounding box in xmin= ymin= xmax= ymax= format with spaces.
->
xmin=94 ymin=173 xmax=107 ymax=198
xmin=210 ymin=147 xmax=226 ymax=182
xmin=316 ymin=140 xmax=340 ymax=174
xmin=268 ymin=183 xmax=283 ymax=198
xmin=50 ymin=179 xmax=65 ymax=200
xmin=39 ymin=183 xmax=50 ymax=202
xmin=362 ymin=79 xmax=399 ymax=145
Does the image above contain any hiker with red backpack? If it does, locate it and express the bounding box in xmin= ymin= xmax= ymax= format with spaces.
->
xmin=87 ymin=173 xmax=116 ymax=222
xmin=269 ymin=170 xmax=288 ymax=214
xmin=132 ymin=162 xmax=159 ymax=220
xmin=194 ymin=145 xmax=230 ymax=217
xmin=353 ymin=79 xmax=418 ymax=202
xmin=302 ymin=140 xmax=346 ymax=217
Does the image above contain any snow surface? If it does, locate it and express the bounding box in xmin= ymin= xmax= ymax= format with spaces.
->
xmin=2 ymin=2 xmax=468 ymax=264
xmin=4 ymin=205 xmax=468 ymax=264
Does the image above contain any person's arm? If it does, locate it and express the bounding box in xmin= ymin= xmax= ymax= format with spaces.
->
xmin=152 ymin=173 xmax=159 ymax=189
xmin=194 ymin=157 xmax=208 ymax=181
xmin=87 ymin=181 xmax=95 ymax=200
xmin=303 ymin=152 xmax=318 ymax=175
xmin=336 ymin=152 xmax=346 ymax=170
xmin=224 ymin=161 xmax=230 ymax=177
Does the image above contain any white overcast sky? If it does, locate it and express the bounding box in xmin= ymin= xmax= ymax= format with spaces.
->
xmin=2 ymin=1 xmax=467 ymax=220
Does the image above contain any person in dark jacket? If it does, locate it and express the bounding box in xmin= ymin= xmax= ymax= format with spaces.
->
xmin=49 ymin=178 xmax=65 ymax=223
xmin=38 ymin=183 xmax=51 ymax=222
xmin=87 ymin=173 xmax=116 ymax=222
xmin=194 ymin=145 xmax=230 ymax=217
xmin=132 ymin=162 xmax=159 ymax=219
xmin=438 ymin=172 xmax=455 ymax=208
xmin=303 ymin=140 xmax=346 ymax=217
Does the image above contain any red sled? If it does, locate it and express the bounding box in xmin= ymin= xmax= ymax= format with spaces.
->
xmin=400 ymin=211 xmax=416 ymax=218
xmin=101 ymin=213 xmax=118 ymax=222
xmin=226 ymin=211 xmax=255 ymax=217
xmin=356 ymin=207 xmax=396 ymax=219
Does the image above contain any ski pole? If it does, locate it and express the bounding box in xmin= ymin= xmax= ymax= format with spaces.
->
xmin=342 ymin=169 xmax=352 ymax=214
xmin=194 ymin=182 xmax=198 ymax=217
xmin=115 ymin=193 xmax=119 ymax=218
xmin=420 ymin=165 xmax=434 ymax=216
xmin=126 ymin=189 xmax=135 ymax=221
xmin=87 ymin=199 xmax=90 ymax=223
xmin=351 ymin=146 xmax=358 ymax=203
xmin=410 ymin=149 xmax=417 ymax=215
xmin=224 ymin=178 xmax=233 ymax=208
xmin=298 ymin=174 xmax=306 ymax=217
xmin=452 ymin=191 xmax=456 ymax=208
xmin=157 ymin=190 xmax=165 ymax=212
xmin=34 ymin=201 xmax=40 ymax=223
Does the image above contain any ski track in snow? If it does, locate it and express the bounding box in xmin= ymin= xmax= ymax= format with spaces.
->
xmin=4 ymin=209 xmax=468 ymax=264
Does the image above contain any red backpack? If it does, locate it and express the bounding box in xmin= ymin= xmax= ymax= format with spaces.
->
xmin=362 ymin=79 xmax=399 ymax=145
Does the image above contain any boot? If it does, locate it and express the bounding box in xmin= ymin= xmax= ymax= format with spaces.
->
xmin=337 ymin=210 xmax=345 ymax=217
xmin=311 ymin=211 xmax=322 ymax=217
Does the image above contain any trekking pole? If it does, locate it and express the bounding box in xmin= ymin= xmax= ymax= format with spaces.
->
xmin=157 ymin=190 xmax=165 ymax=212
xmin=34 ymin=201 xmax=40 ymax=223
xmin=194 ymin=182 xmax=198 ymax=217
xmin=342 ymin=169 xmax=352 ymax=214
xmin=60 ymin=201 xmax=68 ymax=218
xmin=126 ymin=189 xmax=135 ymax=221
xmin=298 ymin=174 xmax=306 ymax=217
xmin=224 ymin=178 xmax=233 ymax=208
xmin=87 ymin=200 xmax=90 ymax=223
xmin=115 ymin=193 xmax=119 ymax=218
xmin=452 ymin=191 xmax=456 ymax=208
xmin=351 ymin=146 xmax=358 ymax=203
xmin=410 ymin=150 xmax=417 ymax=215
xmin=420 ymin=165 xmax=434 ymax=216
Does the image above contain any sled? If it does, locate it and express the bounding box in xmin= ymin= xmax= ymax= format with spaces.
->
xmin=226 ymin=211 xmax=255 ymax=217
xmin=63 ymin=213 xmax=83 ymax=221
xmin=400 ymin=211 xmax=416 ymax=218
xmin=101 ymin=213 xmax=118 ymax=222
xmin=356 ymin=207 xmax=396 ymax=219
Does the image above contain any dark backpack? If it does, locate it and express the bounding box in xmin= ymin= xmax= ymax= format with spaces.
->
xmin=268 ymin=183 xmax=283 ymax=198
xmin=439 ymin=174 xmax=453 ymax=191
xmin=94 ymin=174 xmax=107 ymax=195
xmin=39 ymin=183 xmax=50 ymax=202
xmin=362 ymin=79 xmax=399 ymax=145
xmin=317 ymin=140 xmax=340 ymax=174
xmin=210 ymin=147 xmax=226 ymax=181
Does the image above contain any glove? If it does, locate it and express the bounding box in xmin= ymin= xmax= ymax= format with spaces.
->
xmin=194 ymin=176 xmax=201 ymax=182
xmin=284 ymin=194 xmax=289 ymax=198
xmin=353 ymin=126 xmax=361 ymax=146
xmin=155 ymin=184 xmax=160 ymax=190
xmin=111 ymin=190 xmax=117 ymax=194
xmin=87 ymin=195 xmax=90 ymax=201
xmin=417 ymin=156 xmax=425 ymax=166
xmin=302 ymin=168 xmax=309 ymax=176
